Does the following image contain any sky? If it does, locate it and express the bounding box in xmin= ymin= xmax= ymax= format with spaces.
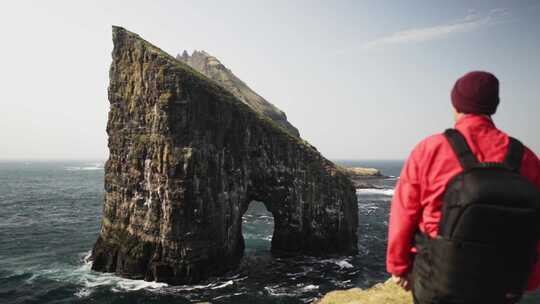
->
xmin=1 ymin=0 xmax=539 ymax=160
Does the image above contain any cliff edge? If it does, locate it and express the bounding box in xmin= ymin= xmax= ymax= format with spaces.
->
xmin=315 ymin=280 xmax=412 ymax=304
xmin=177 ymin=50 xmax=300 ymax=137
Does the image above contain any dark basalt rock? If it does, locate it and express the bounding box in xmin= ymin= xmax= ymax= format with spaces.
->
xmin=91 ymin=26 xmax=358 ymax=284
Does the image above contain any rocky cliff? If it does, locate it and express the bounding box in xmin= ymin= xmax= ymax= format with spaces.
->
xmin=176 ymin=50 xmax=300 ymax=137
xmin=91 ymin=26 xmax=358 ymax=284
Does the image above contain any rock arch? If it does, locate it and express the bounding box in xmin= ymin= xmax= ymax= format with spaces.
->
xmin=91 ymin=26 xmax=358 ymax=284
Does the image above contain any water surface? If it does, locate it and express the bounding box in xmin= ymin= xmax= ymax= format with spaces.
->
xmin=0 ymin=160 xmax=537 ymax=303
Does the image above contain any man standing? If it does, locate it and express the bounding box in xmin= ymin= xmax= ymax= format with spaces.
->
xmin=387 ymin=71 xmax=540 ymax=303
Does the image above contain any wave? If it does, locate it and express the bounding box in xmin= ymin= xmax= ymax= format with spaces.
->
xmin=265 ymin=285 xmax=296 ymax=297
xmin=211 ymin=280 xmax=234 ymax=289
xmin=22 ymin=251 xmax=167 ymax=298
xmin=164 ymin=275 xmax=247 ymax=293
xmin=59 ymin=251 xmax=251 ymax=299
xmin=300 ymin=284 xmax=319 ymax=292
xmin=212 ymin=292 xmax=248 ymax=301
xmin=286 ymin=268 xmax=313 ymax=279
xmin=358 ymin=202 xmax=381 ymax=213
xmin=318 ymin=258 xmax=354 ymax=269
xmin=65 ymin=166 xmax=103 ymax=171
xmin=264 ymin=283 xmax=319 ymax=298
xmin=15 ymin=250 xmax=358 ymax=301
xmin=356 ymin=188 xmax=395 ymax=196
xmin=80 ymin=252 xmax=167 ymax=292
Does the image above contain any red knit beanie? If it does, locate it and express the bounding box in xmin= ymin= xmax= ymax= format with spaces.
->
xmin=451 ymin=71 xmax=500 ymax=115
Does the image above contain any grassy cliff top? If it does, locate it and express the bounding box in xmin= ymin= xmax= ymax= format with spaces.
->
xmin=315 ymin=279 xmax=412 ymax=304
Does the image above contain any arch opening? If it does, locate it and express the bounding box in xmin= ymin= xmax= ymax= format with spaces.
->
xmin=241 ymin=200 xmax=274 ymax=256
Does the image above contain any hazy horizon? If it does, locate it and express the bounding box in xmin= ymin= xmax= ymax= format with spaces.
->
xmin=1 ymin=1 xmax=540 ymax=160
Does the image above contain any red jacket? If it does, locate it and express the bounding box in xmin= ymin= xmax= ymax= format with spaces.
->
xmin=387 ymin=114 xmax=540 ymax=292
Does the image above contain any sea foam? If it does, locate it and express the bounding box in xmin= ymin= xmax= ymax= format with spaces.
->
xmin=24 ymin=251 xmax=167 ymax=298
xmin=356 ymin=188 xmax=395 ymax=196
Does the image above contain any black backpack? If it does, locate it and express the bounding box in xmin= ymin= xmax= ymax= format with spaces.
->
xmin=413 ymin=129 xmax=540 ymax=303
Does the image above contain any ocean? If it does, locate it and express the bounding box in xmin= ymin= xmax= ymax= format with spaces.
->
xmin=0 ymin=160 xmax=538 ymax=303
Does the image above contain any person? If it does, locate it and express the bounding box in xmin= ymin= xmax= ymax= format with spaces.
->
xmin=386 ymin=71 xmax=540 ymax=303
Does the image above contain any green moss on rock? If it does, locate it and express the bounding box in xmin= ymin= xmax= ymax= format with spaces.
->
xmin=315 ymin=279 xmax=412 ymax=304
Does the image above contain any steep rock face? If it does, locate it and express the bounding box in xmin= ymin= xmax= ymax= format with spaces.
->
xmin=91 ymin=26 xmax=358 ymax=284
xmin=176 ymin=50 xmax=300 ymax=137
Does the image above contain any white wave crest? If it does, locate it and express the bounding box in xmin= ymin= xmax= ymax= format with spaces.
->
xmin=23 ymin=251 xmax=167 ymax=298
xmin=212 ymin=292 xmax=248 ymax=300
xmin=264 ymin=283 xmax=319 ymax=298
xmin=299 ymin=284 xmax=319 ymax=292
xmin=65 ymin=166 xmax=103 ymax=171
xmin=335 ymin=260 xmax=354 ymax=269
xmin=166 ymin=276 xmax=247 ymax=292
xmin=356 ymin=188 xmax=395 ymax=196
xmin=211 ymin=280 xmax=234 ymax=289
xmin=319 ymin=258 xmax=354 ymax=269
xmin=74 ymin=287 xmax=93 ymax=298
xmin=265 ymin=285 xmax=296 ymax=297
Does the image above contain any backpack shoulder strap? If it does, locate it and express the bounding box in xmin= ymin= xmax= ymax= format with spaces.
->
xmin=444 ymin=129 xmax=479 ymax=170
xmin=504 ymin=137 xmax=524 ymax=173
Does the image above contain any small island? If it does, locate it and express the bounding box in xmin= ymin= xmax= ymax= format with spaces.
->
xmin=339 ymin=166 xmax=386 ymax=188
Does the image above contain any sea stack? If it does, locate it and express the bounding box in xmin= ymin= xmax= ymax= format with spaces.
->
xmin=91 ymin=26 xmax=358 ymax=284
